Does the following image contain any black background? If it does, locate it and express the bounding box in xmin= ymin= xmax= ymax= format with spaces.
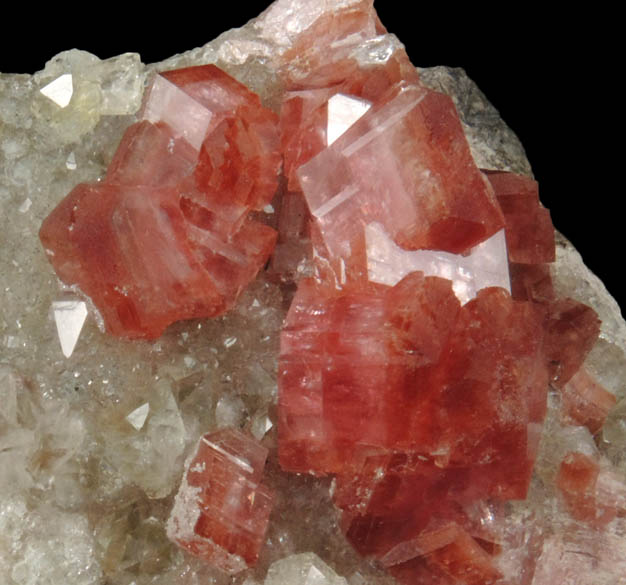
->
xmin=2 ymin=3 xmax=621 ymax=310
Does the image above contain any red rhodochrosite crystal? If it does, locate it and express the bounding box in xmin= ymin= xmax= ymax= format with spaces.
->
xmin=295 ymin=83 xmax=504 ymax=282
xmin=166 ymin=429 xmax=273 ymax=574
xmin=485 ymin=171 xmax=555 ymax=265
xmin=543 ymin=297 xmax=601 ymax=388
xmin=557 ymin=452 xmax=602 ymax=523
xmin=509 ymin=262 xmax=555 ymax=303
xmin=333 ymin=454 xmax=509 ymax=584
xmin=270 ymin=3 xmax=617 ymax=583
xmin=278 ymin=273 xmax=462 ymax=475
xmin=276 ymin=20 xmax=503 ymax=287
xmin=280 ymin=277 xmax=547 ymax=484
xmin=40 ymin=64 xmax=280 ymax=338
xmin=34 ymin=0 xmax=619 ymax=581
xmin=560 ymin=367 xmax=617 ymax=434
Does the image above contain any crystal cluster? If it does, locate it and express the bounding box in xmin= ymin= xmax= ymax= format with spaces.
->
xmin=2 ymin=1 xmax=626 ymax=585
xmin=272 ymin=1 xmax=622 ymax=584
xmin=276 ymin=26 xmax=505 ymax=286
xmin=39 ymin=64 xmax=280 ymax=338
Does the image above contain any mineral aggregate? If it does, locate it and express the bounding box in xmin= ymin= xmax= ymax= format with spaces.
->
xmin=1 ymin=2 xmax=625 ymax=585
xmin=39 ymin=64 xmax=281 ymax=339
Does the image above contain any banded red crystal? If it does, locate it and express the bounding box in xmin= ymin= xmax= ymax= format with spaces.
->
xmin=560 ymin=367 xmax=617 ymax=434
xmin=272 ymin=3 xmax=612 ymax=583
xmin=166 ymin=429 xmax=273 ymax=574
xmin=40 ymin=64 xmax=280 ymax=338
xmin=485 ymin=171 xmax=555 ymax=265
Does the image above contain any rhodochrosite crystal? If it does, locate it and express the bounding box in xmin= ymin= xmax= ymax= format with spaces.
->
xmin=3 ymin=1 xmax=626 ymax=585
xmin=167 ymin=429 xmax=273 ymax=573
xmin=279 ymin=275 xmax=547 ymax=484
xmin=279 ymin=278 xmax=549 ymax=582
xmin=277 ymin=31 xmax=505 ymax=286
xmin=272 ymin=1 xmax=619 ymax=584
xmin=39 ymin=64 xmax=280 ymax=338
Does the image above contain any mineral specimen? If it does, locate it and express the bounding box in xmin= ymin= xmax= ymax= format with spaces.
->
xmin=2 ymin=1 xmax=625 ymax=585
xmin=39 ymin=64 xmax=280 ymax=339
xmin=167 ymin=429 xmax=273 ymax=573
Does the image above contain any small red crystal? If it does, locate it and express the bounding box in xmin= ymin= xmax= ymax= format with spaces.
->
xmin=556 ymin=452 xmax=610 ymax=526
xmin=486 ymin=171 xmax=555 ymax=265
xmin=166 ymin=429 xmax=273 ymax=574
xmin=560 ymin=367 xmax=617 ymax=434
xmin=509 ymin=262 xmax=555 ymax=303
xmin=40 ymin=65 xmax=280 ymax=338
xmin=543 ymin=298 xmax=601 ymax=387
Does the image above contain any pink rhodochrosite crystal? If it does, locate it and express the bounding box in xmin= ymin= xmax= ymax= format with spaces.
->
xmin=276 ymin=18 xmax=504 ymax=286
xmin=485 ymin=171 xmax=555 ymax=265
xmin=279 ymin=278 xmax=548 ymax=582
xmin=27 ymin=1 xmax=622 ymax=583
xmin=560 ymin=367 xmax=617 ymax=434
xmin=271 ymin=1 xmax=617 ymax=584
xmin=279 ymin=276 xmax=548 ymax=481
xmin=556 ymin=452 xmax=626 ymax=527
xmin=297 ymin=85 xmax=504 ymax=262
xmin=40 ymin=64 xmax=280 ymax=338
xmin=166 ymin=429 xmax=273 ymax=574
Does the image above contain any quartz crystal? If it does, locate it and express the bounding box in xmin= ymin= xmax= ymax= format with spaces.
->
xmin=265 ymin=553 xmax=348 ymax=585
xmin=1 ymin=1 xmax=625 ymax=585
xmin=102 ymin=378 xmax=186 ymax=498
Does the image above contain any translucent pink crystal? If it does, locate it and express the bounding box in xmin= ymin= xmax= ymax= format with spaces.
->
xmin=560 ymin=367 xmax=617 ymax=434
xmin=296 ymin=83 xmax=505 ymax=283
xmin=279 ymin=276 xmax=547 ymax=488
xmin=166 ymin=429 xmax=273 ymax=574
xmin=543 ymin=298 xmax=601 ymax=388
xmin=40 ymin=64 xmax=280 ymax=338
xmin=365 ymin=222 xmax=510 ymax=305
xmin=485 ymin=171 xmax=555 ymax=264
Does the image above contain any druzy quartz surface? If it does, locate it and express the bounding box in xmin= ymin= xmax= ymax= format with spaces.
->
xmin=1 ymin=1 xmax=626 ymax=585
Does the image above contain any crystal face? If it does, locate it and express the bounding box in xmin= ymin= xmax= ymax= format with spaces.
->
xmin=265 ymin=553 xmax=348 ymax=585
xmin=52 ymin=299 xmax=88 ymax=357
xmin=279 ymin=276 xmax=547 ymax=479
xmin=40 ymin=73 xmax=73 ymax=108
xmin=366 ymin=223 xmax=510 ymax=304
xmin=2 ymin=1 xmax=625 ymax=585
